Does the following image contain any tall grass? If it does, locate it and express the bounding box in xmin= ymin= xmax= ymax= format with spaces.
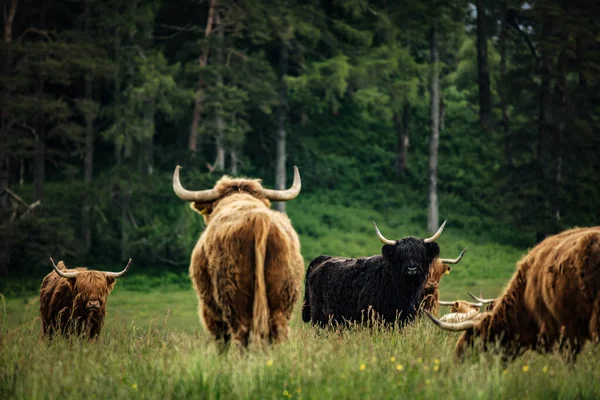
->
xmin=2 ymin=310 xmax=600 ymax=399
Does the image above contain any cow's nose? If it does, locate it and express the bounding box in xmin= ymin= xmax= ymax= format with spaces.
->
xmin=87 ymin=300 xmax=100 ymax=309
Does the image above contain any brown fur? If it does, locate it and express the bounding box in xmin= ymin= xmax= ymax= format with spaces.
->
xmin=450 ymin=300 xmax=481 ymax=314
xmin=39 ymin=261 xmax=116 ymax=339
xmin=454 ymin=227 xmax=600 ymax=360
xmin=188 ymin=175 xmax=304 ymax=348
xmin=419 ymin=260 xmax=452 ymax=315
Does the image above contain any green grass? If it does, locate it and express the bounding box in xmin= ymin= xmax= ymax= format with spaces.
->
xmin=5 ymin=199 xmax=594 ymax=399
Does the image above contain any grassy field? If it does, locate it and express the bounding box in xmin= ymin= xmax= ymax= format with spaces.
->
xmin=4 ymin=201 xmax=599 ymax=399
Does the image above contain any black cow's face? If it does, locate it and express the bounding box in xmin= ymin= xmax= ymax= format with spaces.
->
xmin=382 ymin=237 xmax=440 ymax=277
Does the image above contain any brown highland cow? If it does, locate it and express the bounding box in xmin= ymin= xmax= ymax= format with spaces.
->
xmin=40 ymin=258 xmax=131 ymax=339
xmin=427 ymin=227 xmax=600 ymax=361
xmin=419 ymin=248 xmax=467 ymax=315
xmin=172 ymin=165 xmax=304 ymax=348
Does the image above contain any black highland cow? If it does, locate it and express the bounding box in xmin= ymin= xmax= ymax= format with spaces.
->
xmin=302 ymin=220 xmax=455 ymax=327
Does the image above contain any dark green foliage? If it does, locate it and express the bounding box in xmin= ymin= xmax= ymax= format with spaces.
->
xmin=1 ymin=0 xmax=599 ymax=281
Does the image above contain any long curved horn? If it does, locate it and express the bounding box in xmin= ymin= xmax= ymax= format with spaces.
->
xmin=102 ymin=258 xmax=132 ymax=278
xmin=172 ymin=165 xmax=220 ymax=203
xmin=424 ymin=219 xmax=447 ymax=243
xmin=468 ymin=292 xmax=496 ymax=304
xmin=373 ymin=222 xmax=395 ymax=245
xmin=261 ymin=166 xmax=301 ymax=201
xmin=50 ymin=257 xmax=79 ymax=279
xmin=424 ymin=310 xmax=476 ymax=331
xmin=438 ymin=300 xmax=457 ymax=306
xmin=439 ymin=300 xmax=483 ymax=307
xmin=440 ymin=247 xmax=467 ymax=264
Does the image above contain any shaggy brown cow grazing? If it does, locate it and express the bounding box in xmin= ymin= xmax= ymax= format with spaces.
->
xmin=40 ymin=258 xmax=131 ymax=339
xmin=439 ymin=299 xmax=482 ymax=314
xmin=427 ymin=227 xmax=600 ymax=361
xmin=419 ymin=248 xmax=467 ymax=315
xmin=173 ymin=165 xmax=304 ymax=348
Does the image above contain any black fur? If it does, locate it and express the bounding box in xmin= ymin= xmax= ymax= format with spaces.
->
xmin=303 ymin=237 xmax=440 ymax=327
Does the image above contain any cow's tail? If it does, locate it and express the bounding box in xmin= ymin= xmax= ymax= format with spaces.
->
xmin=251 ymin=212 xmax=271 ymax=347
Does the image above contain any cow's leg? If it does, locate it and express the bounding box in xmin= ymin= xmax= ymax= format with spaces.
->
xmin=200 ymin=302 xmax=230 ymax=344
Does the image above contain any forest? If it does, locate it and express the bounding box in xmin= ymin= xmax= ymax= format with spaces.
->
xmin=1 ymin=0 xmax=599 ymax=281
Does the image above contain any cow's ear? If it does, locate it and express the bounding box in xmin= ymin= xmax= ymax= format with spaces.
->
xmin=382 ymin=244 xmax=395 ymax=261
xmin=106 ymin=276 xmax=116 ymax=292
xmin=191 ymin=202 xmax=212 ymax=216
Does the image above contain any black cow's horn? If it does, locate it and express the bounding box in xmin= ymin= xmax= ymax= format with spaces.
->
xmin=440 ymin=247 xmax=467 ymax=264
xmin=467 ymin=292 xmax=496 ymax=304
xmin=424 ymin=310 xmax=476 ymax=331
xmin=261 ymin=166 xmax=302 ymax=201
xmin=172 ymin=165 xmax=220 ymax=203
xmin=50 ymin=257 xmax=78 ymax=278
xmin=102 ymin=258 xmax=132 ymax=278
xmin=373 ymin=222 xmax=395 ymax=245
xmin=424 ymin=219 xmax=447 ymax=243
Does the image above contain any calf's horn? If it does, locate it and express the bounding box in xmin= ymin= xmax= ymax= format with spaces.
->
xmin=102 ymin=258 xmax=132 ymax=278
xmin=373 ymin=222 xmax=396 ymax=245
xmin=424 ymin=310 xmax=476 ymax=331
xmin=467 ymin=292 xmax=496 ymax=304
xmin=50 ymin=257 xmax=79 ymax=279
xmin=424 ymin=219 xmax=447 ymax=243
xmin=172 ymin=165 xmax=220 ymax=202
xmin=440 ymin=247 xmax=467 ymax=264
xmin=261 ymin=166 xmax=302 ymax=201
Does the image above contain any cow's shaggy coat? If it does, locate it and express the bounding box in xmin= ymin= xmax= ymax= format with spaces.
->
xmin=419 ymin=260 xmax=452 ymax=315
xmin=429 ymin=227 xmax=600 ymax=361
xmin=302 ymin=237 xmax=441 ymax=327
xmin=182 ymin=174 xmax=304 ymax=347
xmin=40 ymin=261 xmax=117 ymax=339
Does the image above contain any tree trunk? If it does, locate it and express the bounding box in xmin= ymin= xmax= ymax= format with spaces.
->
xmin=499 ymin=1 xmax=511 ymax=166
xmin=393 ymin=104 xmax=410 ymax=177
xmin=427 ymin=28 xmax=440 ymax=234
xmin=274 ymin=44 xmax=289 ymax=213
xmin=230 ymin=148 xmax=239 ymax=175
xmin=81 ymin=0 xmax=93 ymax=254
xmin=189 ymin=0 xmax=217 ymax=152
xmin=212 ymin=11 xmax=226 ymax=171
xmin=553 ymin=51 xmax=567 ymax=224
xmin=537 ymin=16 xmax=553 ymax=220
xmin=476 ymin=0 xmax=491 ymax=133
xmin=1 ymin=0 xmax=18 ymax=204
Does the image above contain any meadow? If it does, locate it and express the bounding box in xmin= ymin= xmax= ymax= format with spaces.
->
xmin=2 ymin=200 xmax=599 ymax=399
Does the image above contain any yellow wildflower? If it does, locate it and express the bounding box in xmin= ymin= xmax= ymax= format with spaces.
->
xmin=360 ymin=363 xmax=366 ymax=371
xmin=390 ymin=356 xmax=396 ymax=362
xmin=434 ymin=359 xmax=440 ymax=364
xmin=417 ymin=357 xmax=423 ymax=363
xmin=522 ymin=365 xmax=529 ymax=372
xmin=425 ymin=379 xmax=431 ymax=385
xmin=267 ymin=360 xmax=274 ymax=367
xmin=433 ymin=365 xmax=440 ymax=372
xmin=396 ymin=364 xmax=404 ymax=371
xmin=131 ymin=384 xmax=138 ymax=390
xmin=503 ymin=370 xmax=508 ymax=375
xmin=296 ymin=388 xmax=302 ymax=393
xmin=542 ymin=366 xmax=548 ymax=373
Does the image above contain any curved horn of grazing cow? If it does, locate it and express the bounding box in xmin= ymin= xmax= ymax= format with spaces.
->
xmin=424 ymin=310 xmax=476 ymax=331
xmin=440 ymin=247 xmax=467 ymax=264
xmin=372 ymin=222 xmax=396 ymax=245
xmin=172 ymin=165 xmax=221 ymax=203
xmin=423 ymin=219 xmax=448 ymax=243
xmin=261 ymin=166 xmax=302 ymax=201
xmin=468 ymin=292 xmax=496 ymax=304
xmin=102 ymin=258 xmax=133 ymax=278
xmin=50 ymin=257 xmax=79 ymax=279
xmin=438 ymin=300 xmax=483 ymax=307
